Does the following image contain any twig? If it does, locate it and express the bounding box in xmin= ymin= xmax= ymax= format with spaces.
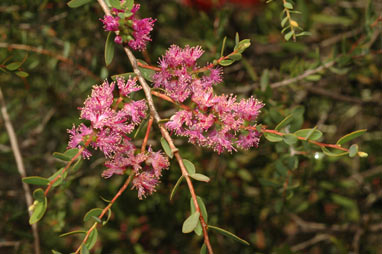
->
xmin=96 ymin=1 xmax=214 ymax=252
xmin=270 ymin=60 xmax=337 ymax=88
xmin=0 ymin=42 xmax=99 ymax=80
xmin=0 ymin=88 xmax=41 ymax=254
xmin=141 ymin=116 xmax=153 ymax=152
xmin=291 ymin=234 xmax=331 ymax=252
xmin=74 ymin=174 xmax=134 ymax=254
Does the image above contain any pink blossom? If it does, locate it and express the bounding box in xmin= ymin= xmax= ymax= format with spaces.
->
xmin=100 ymin=15 xmax=120 ymax=31
xmin=117 ymin=77 xmax=141 ymax=97
xmin=132 ymin=171 xmax=159 ymax=200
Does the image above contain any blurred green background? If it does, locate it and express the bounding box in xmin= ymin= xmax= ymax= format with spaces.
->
xmin=1 ymin=0 xmax=382 ymax=253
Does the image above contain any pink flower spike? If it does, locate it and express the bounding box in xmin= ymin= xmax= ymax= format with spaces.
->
xmin=100 ymin=15 xmax=120 ymax=31
xmin=132 ymin=171 xmax=159 ymax=199
xmin=117 ymin=77 xmax=141 ymax=97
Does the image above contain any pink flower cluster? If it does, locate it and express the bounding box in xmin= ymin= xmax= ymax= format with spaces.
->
xmin=153 ymin=45 xmax=264 ymax=154
xmin=100 ymin=3 xmax=155 ymax=50
xmin=67 ymin=77 xmax=169 ymax=199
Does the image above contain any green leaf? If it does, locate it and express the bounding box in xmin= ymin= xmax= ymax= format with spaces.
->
xmin=111 ymin=72 xmax=136 ymax=80
xmin=236 ymin=39 xmax=251 ymax=53
xmin=208 ymin=225 xmax=250 ymax=246
xmin=53 ymin=148 xmax=79 ymax=161
xmin=281 ymin=17 xmax=288 ymax=27
xmin=67 ymin=0 xmax=92 ymax=8
xmin=183 ymin=159 xmax=196 ymax=175
xmin=294 ymin=128 xmax=322 ymax=140
xmin=105 ymin=31 xmax=115 ymax=66
xmin=81 ymin=244 xmax=89 ymax=254
xmin=296 ymin=31 xmax=312 ymax=37
xmin=83 ymin=208 xmax=103 ymax=222
xmin=348 ymin=144 xmax=358 ymax=158
xmin=125 ymin=0 xmax=134 ymax=10
xmin=336 ymin=129 xmax=367 ymax=145
xmin=85 ymin=229 xmax=98 ymax=250
xmin=22 ymin=176 xmax=50 ymax=186
xmin=229 ymin=53 xmax=242 ymax=61
xmin=305 ymin=74 xmax=321 ymax=81
xmin=29 ymin=189 xmax=47 ymax=224
xmin=15 ymin=71 xmax=29 ymax=78
xmin=331 ymin=194 xmax=356 ymax=208
xmin=103 ymin=208 xmax=112 ymax=226
xmin=283 ymin=134 xmax=298 ymax=145
xmin=137 ymin=59 xmax=155 ymax=82
xmin=71 ymin=158 xmax=82 ymax=172
xmin=219 ymin=59 xmax=234 ymax=66
xmin=6 ymin=62 xmax=22 ymax=71
xmin=283 ymin=2 xmax=293 ymax=9
xmin=51 ymin=250 xmax=63 ymax=254
xmin=109 ymin=0 xmax=121 ymax=9
xmin=235 ymin=32 xmax=240 ymax=46
xmin=59 ymin=230 xmax=86 ymax=238
xmin=190 ymin=173 xmax=210 ymax=183
xmin=170 ymin=175 xmax=184 ymax=201
xmin=275 ymin=114 xmax=293 ymax=131
xmin=182 ymin=211 xmax=200 ymax=234
xmin=321 ymin=147 xmax=348 ymax=157
xmin=220 ymin=36 xmax=227 ymax=57
xmin=190 ymin=196 xmax=208 ymax=223
xmin=284 ymin=30 xmax=294 ymax=41
xmin=48 ymin=168 xmax=67 ymax=187
xmin=200 ymin=244 xmax=207 ymax=254
xmin=264 ymin=132 xmax=283 ymax=142
xmin=258 ymin=178 xmax=280 ymax=187
xmin=160 ymin=137 xmax=173 ymax=158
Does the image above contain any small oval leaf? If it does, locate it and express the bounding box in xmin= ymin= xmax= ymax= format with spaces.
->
xmin=105 ymin=32 xmax=115 ymax=66
xmin=294 ymin=128 xmax=322 ymax=141
xmin=264 ymin=132 xmax=283 ymax=142
xmin=190 ymin=173 xmax=210 ymax=182
xmin=219 ymin=59 xmax=234 ymax=66
xmin=348 ymin=144 xmax=358 ymax=158
xmin=275 ymin=114 xmax=293 ymax=131
xmin=321 ymin=147 xmax=348 ymax=157
xmin=160 ymin=137 xmax=173 ymax=158
xmin=83 ymin=208 xmax=103 ymax=222
xmin=6 ymin=62 xmax=22 ymax=71
xmin=182 ymin=211 xmax=200 ymax=234
xmin=283 ymin=133 xmax=298 ymax=145
xmin=67 ymin=0 xmax=92 ymax=8
xmin=208 ymin=225 xmax=250 ymax=246
xmin=85 ymin=229 xmax=98 ymax=250
xmin=170 ymin=175 xmax=184 ymax=201
xmin=59 ymin=230 xmax=86 ymax=238
xmin=22 ymin=176 xmax=50 ymax=186
xmin=336 ymin=129 xmax=367 ymax=145
xmin=183 ymin=159 xmax=196 ymax=175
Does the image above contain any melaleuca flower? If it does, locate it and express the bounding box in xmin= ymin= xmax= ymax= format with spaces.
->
xmin=132 ymin=171 xmax=159 ymax=199
xmin=100 ymin=3 xmax=155 ymax=50
xmin=153 ymin=45 xmax=222 ymax=102
xmin=154 ymin=45 xmax=264 ymax=154
xmin=68 ymin=78 xmax=169 ymax=199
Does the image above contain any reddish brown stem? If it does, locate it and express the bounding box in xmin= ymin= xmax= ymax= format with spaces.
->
xmin=151 ymin=91 xmax=192 ymax=111
xmin=194 ymin=50 xmax=239 ymax=73
xmin=141 ymin=116 xmax=153 ymax=153
xmin=74 ymin=174 xmax=134 ymax=254
xmin=137 ymin=61 xmax=161 ymax=71
xmin=97 ymin=2 xmax=214 ymax=252
xmin=44 ymin=133 xmax=94 ymax=196
xmin=261 ymin=128 xmax=348 ymax=152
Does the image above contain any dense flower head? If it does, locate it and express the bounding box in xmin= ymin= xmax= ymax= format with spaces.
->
xmin=153 ymin=45 xmax=264 ymax=154
xmin=153 ymin=45 xmax=222 ymax=103
xmin=67 ymin=78 xmax=169 ymax=199
xmin=100 ymin=3 xmax=155 ymax=50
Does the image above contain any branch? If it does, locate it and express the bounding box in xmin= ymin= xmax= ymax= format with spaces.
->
xmin=74 ymin=174 xmax=134 ymax=254
xmin=0 ymin=88 xmax=41 ymax=254
xmin=0 ymin=42 xmax=99 ymax=80
xmin=96 ymin=1 xmax=214 ymax=253
xmin=270 ymin=60 xmax=336 ymax=88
